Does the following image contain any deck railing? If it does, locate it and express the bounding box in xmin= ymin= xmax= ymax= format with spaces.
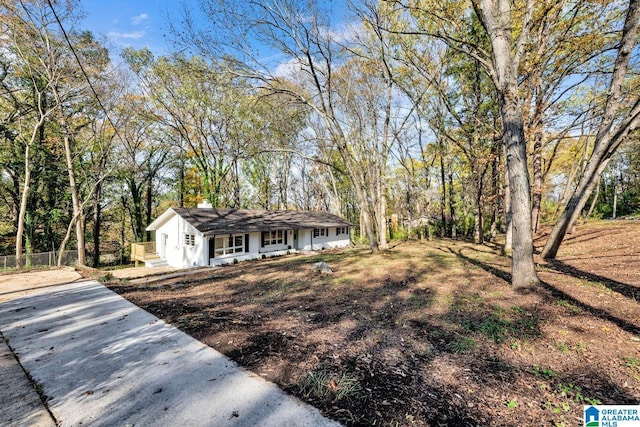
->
xmin=130 ymin=242 xmax=157 ymax=266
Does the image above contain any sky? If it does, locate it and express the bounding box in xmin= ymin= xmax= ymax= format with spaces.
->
xmin=79 ymin=0 xmax=182 ymax=55
xmin=79 ymin=0 xmax=352 ymax=59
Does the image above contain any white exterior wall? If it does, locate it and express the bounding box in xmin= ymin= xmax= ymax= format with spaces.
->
xmin=300 ymin=227 xmax=351 ymax=251
xmin=208 ymin=232 xmax=259 ymax=266
xmin=209 ymin=231 xmax=294 ymax=266
xmin=298 ymin=229 xmax=312 ymax=250
xmin=259 ymin=230 xmax=290 ymax=253
xmin=155 ymin=215 xmax=205 ymax=269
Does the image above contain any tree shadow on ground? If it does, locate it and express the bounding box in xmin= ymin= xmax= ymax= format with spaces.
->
xmin=446 ymin=245 xmax=640 ymax=335
xmin=545 ymin=258 xmax=639 ymax=300
xmin=109 ymin=241 xmax=640 ymax=426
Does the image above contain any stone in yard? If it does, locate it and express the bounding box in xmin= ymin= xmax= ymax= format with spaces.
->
xmin=313 ymin=262 xmax=333 ymax=274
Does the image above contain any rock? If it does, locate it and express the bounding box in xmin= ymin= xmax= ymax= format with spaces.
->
xmin=313 ymin=262 xmax=333 ymax=274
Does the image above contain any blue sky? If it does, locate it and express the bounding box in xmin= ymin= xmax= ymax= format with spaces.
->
xmin=79 ymin=0 xmax=351 ymax=58
xmin=80 ymin=0 xmax=181 ymax=54
xmin=78 ymin=0 xmax=356 ymax=60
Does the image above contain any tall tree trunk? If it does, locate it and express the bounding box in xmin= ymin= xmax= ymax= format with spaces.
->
xmin=16 ymin=142 xmax=32 ymax=270
xmin=120 ymin=194 xmax=127 ymax=264
xmin=541 ymin=0 xmax=640 ymax=259
xmin=612 ymin=175 xmax=618 ymax=219
xmin=502 ymin=98 xmax=539 ymax=287
xmin=377 ymin=179 xmax=389 ymax=250
xmin=54 ymin=91 xmax=86 ymax=266
xmin=503 ymin=154 xmax=513 ymax=255
xmin=92 ymin=184 xmax=102 ymax=268
xmin=333 ymin=131 xmax=379 ymax=252
xmin=476 ymin=0 xmax=540 ymax=288
xmin=530 ymin=130 xmax=544 ymax=232
xmin=448 ymin=170 xmax=456 ymax=238
xmin=145 ymin=169 xmax=153 ymax=242
xmin=16 ymin=108 xmax=49 ymax=269
xmin=62 ymin=131 xmax=86 ymax=266
xmin=473 ymin=167 xmax=484 ymax=244
xmin=233 ymin=157 xmax=241 ymax=208
xmin=489 ymin=142 xmax=500 ymax=241
xmin=439 ymin=150 xmax=447 ymax=238
xmin=128 ymin=179 xmax=144 ymax=242
xmin=179 ymin=148 xmax=185 ymax=208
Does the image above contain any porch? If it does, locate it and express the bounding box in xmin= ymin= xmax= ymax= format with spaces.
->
xmin=130 ymin=242 xmax=158 ymax=267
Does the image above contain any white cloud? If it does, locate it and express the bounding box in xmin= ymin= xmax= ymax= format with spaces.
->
xmin=107 ymin=30 xmax=146 ymax=40
xmin=326 ymin=21 xmax=360 ymax=45
xmin=131 ymin=13 xmax=149 ymax=25
xmin=273 ymin=58 xmax=306 ymax=79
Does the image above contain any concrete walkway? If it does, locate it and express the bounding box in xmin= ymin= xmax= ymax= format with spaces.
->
xmin=0 ymin=280 xmax=340 ymax=427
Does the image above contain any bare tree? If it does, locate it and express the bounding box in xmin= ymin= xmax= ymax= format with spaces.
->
xmin=541 ymin=0 xmax=640 ymax=259
xmin=181 ymin=0 xmax=395 ymax=251
xmin=2 ymin=0 xmax=60 ymax=267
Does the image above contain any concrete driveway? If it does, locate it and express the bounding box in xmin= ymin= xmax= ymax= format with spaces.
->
xmin=0 ymin=276 xmax=340 ymax=426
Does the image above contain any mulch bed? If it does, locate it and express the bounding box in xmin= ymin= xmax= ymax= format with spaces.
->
xmin=107 ymin=220 xmax=640 ymax=426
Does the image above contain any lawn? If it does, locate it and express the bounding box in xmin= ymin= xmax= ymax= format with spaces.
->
xmin=107 ymin=220 xmax=640 ymax=426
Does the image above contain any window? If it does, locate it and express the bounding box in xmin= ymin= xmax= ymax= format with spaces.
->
xmin=261 ymin=230 xmax=284 ymax=247
xmin=184 ymin=233 xmax=195 ymax=246
xmin=313 ymin=228 xmax=328 ymax=238
xmin=336 ymin=226 xmax=349 ymax=236
xmin=214 ymin=234 xmax=245 ymax=256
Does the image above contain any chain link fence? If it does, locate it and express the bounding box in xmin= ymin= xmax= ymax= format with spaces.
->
xmin=1 ymin=250 xmax=80 ymax=272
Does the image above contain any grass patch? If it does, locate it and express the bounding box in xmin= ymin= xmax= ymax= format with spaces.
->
xmin=555 ymin=299 xmax=581 ymax=314
xmin=407 ymin=289 xmax=434 ymax=308
xmin=556 ymin=341 xmax=570 ymax=353
xmin=449 ymin=336 xmax=476 ymax=354
xmin=298 ymin=371 xmax=363 ymax=402
xmin=624 ymin=356 xmax=640 ymax=371
xmin=458 ymin=306 xmax=541 ymax=344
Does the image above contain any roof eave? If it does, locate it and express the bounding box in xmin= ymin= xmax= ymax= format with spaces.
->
xmin=146 ymin=208 xmax=177 ymax=231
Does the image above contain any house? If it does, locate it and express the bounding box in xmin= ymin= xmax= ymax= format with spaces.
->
xmin=140 ymin=204 xmax=352 ymax=268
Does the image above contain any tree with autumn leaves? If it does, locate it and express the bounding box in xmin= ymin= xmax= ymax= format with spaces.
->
xmin=1 ymin=0 xmax=639 ymax=286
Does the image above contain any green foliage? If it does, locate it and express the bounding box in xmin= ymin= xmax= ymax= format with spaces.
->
xmin=297 ymin=371 xmax=363 ymax=402
xmin=534 ymin=364 xmax=601 ymax=424
xmin=556 ymin=383 xmax=601 ymax=406
xmin=592 ymin=143 xmax=640 ymax=219
xmin=504 ymin=399 xmax=517 ymax=409
xmin=456 ymin=304 xmax=540 ymax=344
xmin=556 ymin=341 xmax=570 ymax=353
xmin=623 ymin=356 xmax=640 ymax=371
xmin=555 ymin=300 xmax=581 ymax=314
xmin=449 ymin=337 xmax=476 ymax=354
xmin=97 ymin=272 xmax=114 ymax=283
xmin=531 ymin=365 xmax=557 ymax=380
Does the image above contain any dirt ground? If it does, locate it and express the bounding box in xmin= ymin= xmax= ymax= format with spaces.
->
xmin=0 ymin=268 xmax=81 ymax=303
xmin=102 ymin=220 xmax=638 ymax=426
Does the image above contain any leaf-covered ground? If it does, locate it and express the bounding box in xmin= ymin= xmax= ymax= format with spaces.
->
xmin=107 ymin=220 xmax=640 ymax=426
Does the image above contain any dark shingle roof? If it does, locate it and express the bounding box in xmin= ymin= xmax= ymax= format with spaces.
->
xmin=173 ymin=208 xmax=352 ymax=236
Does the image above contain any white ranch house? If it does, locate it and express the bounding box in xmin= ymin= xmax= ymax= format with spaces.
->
xmin=141 ymin=206 xmax=352 ymax=268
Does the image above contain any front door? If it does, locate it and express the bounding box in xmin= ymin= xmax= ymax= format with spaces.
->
xmin=293 ymin=231 xmax=298 ymax=250
xmin=208 ymin=237 xmax=215 ymax=265
xmin=160 ymin=233 xmax=168 ymax=258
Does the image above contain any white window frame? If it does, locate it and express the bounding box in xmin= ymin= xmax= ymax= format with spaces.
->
xmin=214 ymin=234 xmax=244 ymax=257
xmin=313 ymin=228 xmax=328 ymax=238
xmin=261 ymin=230 xmax=284 ymax=247
xmin=184 ymin=233 xmax=195 ymax=247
